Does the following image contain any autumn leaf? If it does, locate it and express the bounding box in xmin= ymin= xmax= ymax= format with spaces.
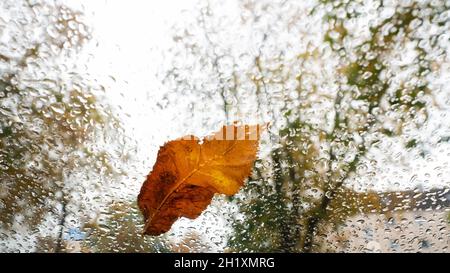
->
xmin=138 ymin=124 xmax=264 ymax=236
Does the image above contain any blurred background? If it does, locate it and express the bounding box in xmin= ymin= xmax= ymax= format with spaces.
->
xmin=0 ymin=0 xmax=449 ymax=252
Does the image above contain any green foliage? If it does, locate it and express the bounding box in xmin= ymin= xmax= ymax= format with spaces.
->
xmin=226 ymin=0 xmax=449 ymax=252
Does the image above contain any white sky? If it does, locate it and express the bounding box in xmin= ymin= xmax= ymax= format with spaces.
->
xmin=75 ymin=0 xmax=200 ymax=184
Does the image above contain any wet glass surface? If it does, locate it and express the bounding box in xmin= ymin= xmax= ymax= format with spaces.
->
xmin=1 ymin=0 xmax=449 ymax=252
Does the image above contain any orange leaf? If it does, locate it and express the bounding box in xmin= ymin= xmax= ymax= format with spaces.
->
xmin=138 ymin=124 xmax=264 ymax=236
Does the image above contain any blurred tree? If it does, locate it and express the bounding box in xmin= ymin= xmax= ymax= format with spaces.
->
xmin=230 ymin=0 xmax=450 ymax=252
xmin=0 ymin=0 xmax=123 ymax=252
xmin=161 ymin=0 xmax=450 ymax=252
xmin=81 ymin=201 xmax=170 ymax=253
